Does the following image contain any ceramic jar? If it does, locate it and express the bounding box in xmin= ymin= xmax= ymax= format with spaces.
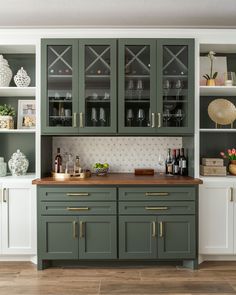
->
xmin=8 ymin=149 xmax=29 ymax=176
xmin=14 ymin=67 xmax=31 ymax=87
xmin=206 ymin=79 xmax=216 ymax=86
xmin=229 ymin=160 xmax=236 ymax=176
xmin=0 ymin=157 xmax=7 ymax=177
xmin=0 ymin=55 xmax=13 ymax=87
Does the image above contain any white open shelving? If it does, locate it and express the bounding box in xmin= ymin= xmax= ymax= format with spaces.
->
xmin=200 ymin=128 xmax=236 ymax=132
xmin=0 ymin=87 xmax=36 ymax=97
xmin=200 ymin=86 xmax=236 ymax=96
xmin=0 ymin=129 xmax=36 ymax=133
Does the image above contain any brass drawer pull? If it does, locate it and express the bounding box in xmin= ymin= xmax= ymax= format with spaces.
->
xmin=159 ymin=221 xmax=164 ymax=238
xmin=157 ymin=113 xmax=161 ymax=128
xmin=3 ymin=188 xmax=7 ymax=203
xmin=230 ymin=187 xmax=234 ymax=202
xmin=67 ymin=193 xmax=89 ymax=196
xmin=80 ymin=221 xmax=85 ymax=238
xmin=79 ymin=112 xmax=84 ymax=128
xmin=151 ymin=113 xmax=155 ymax=128
xmin=145 ymin=192 xmax=169 ymax=196
xmin=67 ymin=207 xmax=89 ymax=211
xmin=73 ymin=221 xmax=78 ymax=239
xmin=152 ymin=221 xmax=156 ymax=237
xmin=73 ymin=112 xmax=77 ymax=128
xmin=145 ymin=206 xmax=168 ymax=210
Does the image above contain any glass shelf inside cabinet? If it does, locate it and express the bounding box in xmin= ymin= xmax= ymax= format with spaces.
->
xmin=162 ymin=45 xmax=188 ymax=128
xmin=124 ymin=45 xmax=151 ymax=127
xmin=84 ymin=45 xmax=112 ymax=127
xmin=47 ymin=45 xmax=73 ymax=127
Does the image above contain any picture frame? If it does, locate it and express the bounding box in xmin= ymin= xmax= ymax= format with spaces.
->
xmin=17 ymin=100 xmax=36 ymax=129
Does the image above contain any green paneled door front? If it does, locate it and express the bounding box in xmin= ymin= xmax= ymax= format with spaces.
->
xmin=158 ymin=215 xmax=195 ymax=259
xmin=39 ymin=216 xmax=78 ymax=259
xmin=79 ymin=216 xmax=117 ymax=259
xmin=119 ymin=216 xmax=157 ymax=259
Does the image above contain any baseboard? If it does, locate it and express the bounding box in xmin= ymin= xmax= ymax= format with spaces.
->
xmin=0 ymin=255 xmax=37 ymax=263
xmin=199 ymin=254 xmax=236 ymax=263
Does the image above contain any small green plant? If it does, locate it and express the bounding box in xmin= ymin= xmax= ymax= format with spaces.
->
xmin=0 ymin=104 xmax=15 ymax=117
xmin=203 ymin=51 xmax=218 ymax=81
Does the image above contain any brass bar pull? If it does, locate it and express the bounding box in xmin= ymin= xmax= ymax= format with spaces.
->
xmin=80 ymin=221 xmax=85 ymax=238
xmin=152 ymin=221 xmax=156 ymax=237
xmin=67 ymin=193 xmax=89 ymax=196
xmin=73 ymin=221 xmax=77 ymax=239
xmin=157 ymin=113 xmax=161 ymax=128
xmin=230 ymin=187 xmax=234 ymax=202
xmin=145 ymin=206 xmax=168 ymax=211
xmin=79 ymin=112 xmax=84 ymax=128
xmin=3 ymin=188 xmax=7 ymax=203
xmin=73 ymin=112 xmax=77 ymax=128
xmin=67 ymin=207 xmax=89 ymax=211
xmin=151 ymin=113 xmax=155 ymax=128
xmin=145 ymin=192 xmax=169 ymax=196
xmin=159 ymin=222 xmax=164 ymax=238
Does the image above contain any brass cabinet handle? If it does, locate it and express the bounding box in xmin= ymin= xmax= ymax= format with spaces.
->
xmin=152 ymin=221 xmax=156 ymax=237
xmin=79 ymin=112 xmax=84 ymax=128
xmin=145 ymin=192 xmax=169 ymax=196
xmin=73 ymin=221 xmax=78 ymax=239
xmin=151 ymin=113 xmax=155 ymax=128
xmin=3 ymin=188 xmax=7 ymax=203
xmin=145 ymin=206 xmax=168 ymax=210
xmin=80 ymin=221 xmax=85 ymax=238
xmin=157 ymin=113 xmax=161 ymax=128
xmin=230 ymin=187 xmax=234 ymax=202
xmin=159 ymin=221 xmax=164 ymax=238
xmin=67 ymin=207 xmax=89 ymax=211
xmin=73 ymin=112 xmax=77 ymax=128
xmin=67 ymin=193 xmax=89 ymax=196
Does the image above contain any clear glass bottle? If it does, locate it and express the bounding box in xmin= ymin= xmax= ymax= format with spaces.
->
xmin=65 ymin=154 xmax=74 ymax=175
xmin=74 ymin=156 xmax=82 ymax=174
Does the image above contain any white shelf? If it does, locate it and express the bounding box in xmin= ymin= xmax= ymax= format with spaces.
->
xmin=0 ymin=87 xmax=36 ymax=97
xmin=200 ymin=176 xmax=236 ymax=183
xmin=0 ymin=129 xmax=36 ymax=134
xmin=200 ymin=86 xmax=236 ymax=96
xmin=200 ymin=128 xmax=236 ymax=132
xmin=0 ymin=173 xmax=36 ymax=183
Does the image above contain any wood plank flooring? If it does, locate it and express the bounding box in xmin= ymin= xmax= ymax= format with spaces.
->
xmin=1 ymin=261 xmax=236 ymax=294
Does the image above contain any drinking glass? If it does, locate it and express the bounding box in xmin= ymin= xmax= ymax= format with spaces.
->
xmin=175 ymin=79 xmax=182 ymax=100
xmin=137 ymin=108 xmax=145 ymax=127
xmin=126 ymin=109 xmax=134 ymax=127
xmin=127 ymin=80 xmax=134 ymax=99
xmin=174 ymin=109 xmax=184 ymax=127
xmin=163 ymin=109 xmax=172 ymax=127
xmin=137 ymin=79 xmax=143 ymax=100
xmin=158 ymin=154 xmax=165 ymax=174
xmin=163 ymin=80 xmax=170 ymax=100
xmin=65 ymin=92 xmax=72 ymax=101
xmin=91 ymin=107 xmax=97 ymax=126
xmin=99 ymin=107 xmax=106 ymax=126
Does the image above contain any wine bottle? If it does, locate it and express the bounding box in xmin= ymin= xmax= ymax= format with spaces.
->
xmin=165 ymin=148 xmax=173 ymax=175
xmin=54 ymin=148 xmax=62 ymax=173
xmin=179 ymin=148 xmax=187 ymax=176
xmin=173 ymin=149 xmax=179 ymax=175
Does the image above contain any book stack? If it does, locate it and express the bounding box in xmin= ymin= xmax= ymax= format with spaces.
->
xmin=200 ymin=158 xmax=227 ymax=176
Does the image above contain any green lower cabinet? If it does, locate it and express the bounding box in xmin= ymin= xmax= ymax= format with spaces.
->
xmin=157 ymin=215 xmax=196 ymax=259
xmin=119 ymin=216 xmax=157 ymax=259
xmin=39 ymin=216 xmax=79 ymax=260
xmin=79 ymin=216 xmax=117 ymax=259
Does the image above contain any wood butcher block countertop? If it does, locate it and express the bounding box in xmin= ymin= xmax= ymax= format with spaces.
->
xmin=32 ymin=173 xmax=203 ymax=186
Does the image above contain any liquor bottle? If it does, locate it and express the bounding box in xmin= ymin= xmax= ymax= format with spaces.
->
xmin=165 ymin=148 xmax=173 ymax=175
xmin=179 ymin=148 xmax=187 ymax=176
xmin=74 ymin=156 xmax=82 ymax=174
xmin=173 ymin=149 xmax=179 ymax=175
xmin=54 ymin=148 xmax=62 ymax=173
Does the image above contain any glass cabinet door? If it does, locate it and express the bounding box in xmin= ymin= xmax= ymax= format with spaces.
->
xmin=41 ymin=39 xmax=78 ymax=134
xmin=157 ymin=39 xmax=194 ymax=134
xmin=118 ymin=39 xmax=156 ymax=134
xmin=78 ymin=39 xmax=117 ymax=133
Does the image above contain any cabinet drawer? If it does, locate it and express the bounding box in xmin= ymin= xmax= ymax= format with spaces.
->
xmin=39 ymin=187 xmax=117 ymax=201
xmin=119 ymin=201 xmax=195 ymax=215
xmin=40 ymin=201 xmax=117 ymax=215
xmin=119 ymin=187 xmax=195 ymax=201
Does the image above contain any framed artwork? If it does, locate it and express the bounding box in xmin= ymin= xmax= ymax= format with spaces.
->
xmin=17 ymin=100 xmax=36 ymax=129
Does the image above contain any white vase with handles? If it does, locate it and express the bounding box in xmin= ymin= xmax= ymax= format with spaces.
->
xmin=0 ymin=55 xmax=13 ymax=87
xmin=8 ymin=149 xmax=29 ymax=176
xmin=14 ymin=67 xmax=31 ymax=87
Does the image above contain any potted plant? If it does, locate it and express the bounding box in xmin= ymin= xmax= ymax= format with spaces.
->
xmin=0 ymin=104 xmax=15 ymax=129
xmin=220 ymin=149 xmax=236 ymax=175
xmin=203 ymin=51 xmax=218 ymax=86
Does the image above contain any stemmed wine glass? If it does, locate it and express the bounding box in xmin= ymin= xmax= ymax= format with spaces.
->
xmin=137 ymin=109 xmax=145 ymax=127
xmin=126 ymin=109 xmax=134 ymax=127
xmin=137 ymin=80 xmax=143 ymax=100
xmin=99 ymin=107 xmax=106 ymax=127
xmin=175 ymin=80 xmax=182 ymax=101
xmin=127 ymin=80 xmax=134 ymax=99
xmin=175 ymin=109 xmax=184 ymax=127
xmin=163 ymin=109 xmax=171 ymax=127
xmin=91 ymin=108 xmax=97 ymax=126
xmin=163 ymin=80 xmax=170 ymax=101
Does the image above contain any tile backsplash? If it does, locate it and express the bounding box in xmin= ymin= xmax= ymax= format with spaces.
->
xmin=53 ymin=137 xmax=182 ymax=173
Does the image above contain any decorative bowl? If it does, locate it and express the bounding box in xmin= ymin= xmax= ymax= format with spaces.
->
xmin=95 ymin=167 xmax=109 ymax=176
xmin=208 ymin=98 xmax=236 ymax=126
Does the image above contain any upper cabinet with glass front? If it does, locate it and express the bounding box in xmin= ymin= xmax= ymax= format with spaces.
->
xmin=157 ymin=39 xmax=194 ymax=134
xmin=78 ymin=39 xmax=117 ymax=133
xmin=41 ymin=39 xmax=79 ymax=134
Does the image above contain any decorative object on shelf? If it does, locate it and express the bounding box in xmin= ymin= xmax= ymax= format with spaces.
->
xmin=200 ymin=157 xmax=226 ymax=176
xmin=51 ymin=170 xmax=91 ymax=180
xmin=203 ymin=51 xmax=218 ymax=86
xmin=8 ymin=149 xmax=29 ymax=176
xmin=0 ymin=104 xmax=15 ymax=129
xmin=14 ymin=67 xmax=31 ymax=87
xmin=221 ymin=149 xmax=236 ymax=175
xmin=17 ymin=100 xmax=36 ymax=129
xmin=0 ymin=157 xmax=7 ymax=177
xmin=134 ymin=168 xmax=154 ymax=176
xmin=93 ymin=162 xmax=109 ymax=176
xmin=200 ymin=54 xmax=227 ymax=86
xmin=224 ymin=72 xmax=236 ymax=86
xmin=208 ymin=98 xmax=236 ymax=128
xmin=0 ymin=55 xmax=13 ymax=87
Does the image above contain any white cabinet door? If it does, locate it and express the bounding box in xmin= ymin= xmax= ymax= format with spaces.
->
xmin=1 ymin=182 xmax=36 ymax=255
xmin=199 ymin=184 xmax=234 ymax=255
xmin=0 ymin=184 xmax=2 ymax=254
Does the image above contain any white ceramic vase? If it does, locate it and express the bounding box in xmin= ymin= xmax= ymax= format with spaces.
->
xmin=8 ymin=149 xmax=29 ymax=176
xmin=14 ymin=67 xmax=31 ymax=87
xmin=0 ymin=157 xmax=7 ymax=177
xmin=0 ymin=55 xmax=13 ymax=87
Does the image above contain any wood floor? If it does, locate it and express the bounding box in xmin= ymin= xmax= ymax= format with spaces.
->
xmin=1 ymin=262 xmax=236 ymax=294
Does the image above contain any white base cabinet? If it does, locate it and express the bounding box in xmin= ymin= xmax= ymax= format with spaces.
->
xmin=0 ymin=180 xmax=36 ymax=257
xmin=199 ymin=182 xmax=235 ymax=255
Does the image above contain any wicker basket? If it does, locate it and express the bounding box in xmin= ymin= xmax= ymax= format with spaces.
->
xmin=0 ymin=116 xmax=14 ymax=129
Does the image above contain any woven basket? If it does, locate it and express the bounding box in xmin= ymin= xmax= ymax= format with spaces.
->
xmin=0 ymin=116 xmax=14 ymax=129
